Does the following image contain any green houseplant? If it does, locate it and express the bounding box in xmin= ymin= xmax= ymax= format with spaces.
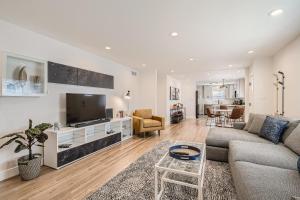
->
xmin=0 ymin=119 xmax=52 ymax=180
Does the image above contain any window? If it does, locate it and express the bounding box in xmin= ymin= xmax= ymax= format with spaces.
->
xmin=212 ymin=86 xmax=225 ymax=100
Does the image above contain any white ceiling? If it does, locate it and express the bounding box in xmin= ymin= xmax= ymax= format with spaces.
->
xmin=0 ymin=0 xmax=300 ymax=75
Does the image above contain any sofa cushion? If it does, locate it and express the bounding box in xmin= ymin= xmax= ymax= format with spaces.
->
xmin=260 ymin=116 xmax=289 ymax=144
xmin=243 ymin=113 xmax=266 ymax=131
xmin=282 ymin=120 xmax=300 ymax=142
xmin=143 ymin=119 xmax=161 ymax=128
xmin=229 ymin=141 xmax=298 ymax=170
xmin=134 ymin=109 xmax=152 ymax=119
xmin=248 ymin=114 xmax=266 ymax=135
xmin=243 ymin=113 xmax=255 ymax=131
xmin=285 ymin=124 xmax=300 ymax=155
xmin=231 ymin=161 xmax=300 ymax=200
xmin=206 ymin=127 xmax=271 ymax=148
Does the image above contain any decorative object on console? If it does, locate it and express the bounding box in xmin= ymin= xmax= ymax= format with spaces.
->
xmin=105 ymin=108 xmax=113 ymax=120
xmin=0 ymin=119 xmax=52 ymax=180
xmin=260 ymin=116 xmax=289 ymax=144
xmin=119 ymin=110 xmax=125 ymax=118
xmin=53 ymin=122 xmax=61 ymax=131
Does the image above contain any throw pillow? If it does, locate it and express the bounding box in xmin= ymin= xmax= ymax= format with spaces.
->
xmin=260 ymin=116 xmax=289 ymax=144
xmin=248 ymin=115 xmax=266 ymax=135
xmin=282 ymin=120 xmax=300 ymax=142
xmin=284 ymin=124 xmax=300 ymax=155
xmin=243 ymin=113 xmax=255 ymax=131
xmin=298 ymin=157 xmax=300 ymax=173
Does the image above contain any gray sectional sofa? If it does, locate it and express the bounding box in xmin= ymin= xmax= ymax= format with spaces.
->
xmin=206 ymin=113 xmax=300 ymax=200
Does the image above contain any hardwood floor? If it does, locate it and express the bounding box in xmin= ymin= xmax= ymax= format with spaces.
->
xmin=0 ymin=119 xmax=209 ymax=200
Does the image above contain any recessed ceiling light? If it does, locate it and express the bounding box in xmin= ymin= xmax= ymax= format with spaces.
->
xmin=189 ymin=58 xmax=194 ymax=61
xmin=248 ymin=50 xmax=254 ymax=54
xmin=170 ymin=69 xmax=175 ymax=73
xmin=170 ymin=32 xmax=179 ymax=37
xmin=142 ymin=64 xmax=146 ymax=67
xmin=105 ymin=46 xmax=111 ymax=50
xmin=228 ymin=64 xmax=233 ymax=67
xmin=269 ymin=9 xmax=283 ymax=17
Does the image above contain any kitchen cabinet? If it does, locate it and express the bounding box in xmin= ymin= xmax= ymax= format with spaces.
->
xmin=203 ymin=85 xmax=212 ymax=98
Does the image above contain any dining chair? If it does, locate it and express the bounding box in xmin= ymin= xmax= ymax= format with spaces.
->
xmin=225 ymin=107 xmax=243 ymax=126
xmin=238 ymin=106 xmax=245 ymax=122
xmin=205 ymin=108 xmax=217 ymax=126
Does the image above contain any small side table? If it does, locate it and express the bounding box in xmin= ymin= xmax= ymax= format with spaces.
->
xmin=154 ymin=141 xmax=206 ymax=200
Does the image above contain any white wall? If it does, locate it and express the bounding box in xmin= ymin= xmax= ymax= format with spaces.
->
xmin=137 ymin=68 xmax=158 ymax=113
xmin=0 ymin=20 xmax=139 ymax=180
xmin=247 ymin=57 xmax=274 ymax=115
xmin=181 ymin=79 xmax=196 ymax=119
xmin=156 ymin=74 xmax=181 ymax=124
xmin=166 ymin=75 xmax=181 ymax=122
xmin=157 ymin=73 xmax=167 ymax=118
xmin=273 ymin=35 xmax=300 ymax=118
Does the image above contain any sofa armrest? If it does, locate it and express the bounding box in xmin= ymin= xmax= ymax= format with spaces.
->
xmin=152 ymin=115 xmax=165 ymax=129
xmin=233 ymin=122 xmax=246 ymax=130
xmin=132 ymin=116 xmax=144 ymax=132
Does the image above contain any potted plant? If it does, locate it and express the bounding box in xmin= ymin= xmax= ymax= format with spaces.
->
xmin=0 ymin=119 xmax=52 ymax=180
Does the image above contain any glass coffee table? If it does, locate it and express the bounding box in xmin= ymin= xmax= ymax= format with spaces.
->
xmin=155 ymin=141 xmax=206 ymax=200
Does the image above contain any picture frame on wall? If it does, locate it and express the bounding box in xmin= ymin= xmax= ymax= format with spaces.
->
xmin=175 ymin=88 xmax=180 ymax=100
xmin=170 ymin=87 xmax=180 ymax=100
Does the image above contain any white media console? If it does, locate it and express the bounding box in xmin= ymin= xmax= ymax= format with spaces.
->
xmin=44 ymin=117 xmax=132 ymax=169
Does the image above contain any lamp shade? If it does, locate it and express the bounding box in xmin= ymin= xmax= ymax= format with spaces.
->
xmin=124 ymin=90 xmax=131 ymax=100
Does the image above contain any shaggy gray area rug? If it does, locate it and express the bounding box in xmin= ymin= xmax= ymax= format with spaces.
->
xmin=87 ymin=141 xmax=237 ymax=200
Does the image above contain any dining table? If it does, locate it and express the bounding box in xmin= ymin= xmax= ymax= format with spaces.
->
xmin=214 ymin=109 xmax=232 ymax=127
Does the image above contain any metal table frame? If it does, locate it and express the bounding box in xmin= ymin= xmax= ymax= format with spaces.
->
xmin=154 ymin=142 xmax=206 ymax=200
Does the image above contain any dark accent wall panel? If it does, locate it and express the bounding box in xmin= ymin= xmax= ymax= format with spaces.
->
xmin=77 ymin=68 xmax=114 ymax=89
xmin=48 ymin=61 xmax=78 ymax=85
xmin=57 ymin=133 xmax=121 ymax=167
xmin=48 ymin=61 xmax=114 ymax=89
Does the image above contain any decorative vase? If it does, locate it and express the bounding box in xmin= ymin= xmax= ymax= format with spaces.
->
xmin=17 ymin=154 xmax=41 ymax=181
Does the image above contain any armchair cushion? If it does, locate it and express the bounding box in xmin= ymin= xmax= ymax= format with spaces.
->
xmin=134 ymin=109 xmax=152 ymax=119
xmin=143 ymin=119 xmax=161 ymax=128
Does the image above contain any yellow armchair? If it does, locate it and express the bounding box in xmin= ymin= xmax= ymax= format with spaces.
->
xmin=132 ymin=109 xmax=165 ymax=137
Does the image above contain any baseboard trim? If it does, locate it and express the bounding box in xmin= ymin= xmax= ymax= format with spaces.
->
xmin=0 ymin=166 xmax=19 ymax=181
xmin=186 ymin=116 xmax=196 ymax=119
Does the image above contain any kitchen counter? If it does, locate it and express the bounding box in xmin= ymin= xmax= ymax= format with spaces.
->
xmin=203 ymin=104 xmax=245 ymax=115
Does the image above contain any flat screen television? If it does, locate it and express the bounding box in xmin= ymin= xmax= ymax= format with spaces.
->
xmin=66 ymin=93 xmax=106 ymax=125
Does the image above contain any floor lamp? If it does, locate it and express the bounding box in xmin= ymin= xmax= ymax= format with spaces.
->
xmin=124 ymin=90 xmax=131 ymax=115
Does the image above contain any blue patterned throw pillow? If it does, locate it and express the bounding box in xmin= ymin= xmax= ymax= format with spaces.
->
xmin=260 ymin=116 xmax=289 ymax=144
xmin=298 ymin=157 xmax=300 ymax=173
